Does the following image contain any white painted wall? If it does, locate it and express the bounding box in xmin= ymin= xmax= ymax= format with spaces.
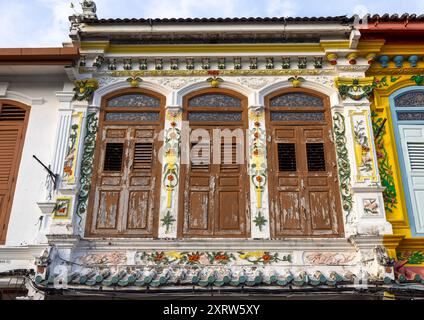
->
xmin=0 ymin=75 xmax=71 ymax=246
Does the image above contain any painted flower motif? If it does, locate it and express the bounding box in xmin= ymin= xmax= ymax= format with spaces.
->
xmin=254 ymin=132 xmax=260 ymax=139
xmin=170 ymin=121 xmax=177 ymax=128
xmin=63 ymin=165 xmax=73 ymax=175
xmin=153 ymin=252 xmax=165 ymax=262
xmin=167 ymin=175 xmax=175 ymax=181
xmin=254 ymin=121 xmax=261 ymax=127
xmin=207 ymin=70 xmax=220 ymax=76
xmin=214 ymin=255 xmax=229 ymax=262
xmin=188 ymin=253 xmax=201 ymax=263
xmin=256 ymin=176 xmax=263 ymax=183
xmin=166 ymin=251 xmax=182 ymax=260
xmin=262 ymin=254 xmax=271 ymax=263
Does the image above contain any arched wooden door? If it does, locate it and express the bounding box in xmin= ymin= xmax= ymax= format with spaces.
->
xmin=265 ymin=89 xmax=344 ymax=238
xmin=0 ymin=100 xmax=30 ymax=244
xmin=178 ymin=89 xmax=250 ymax=238
xmin=86 ymin=89 xmax=165 ymax=238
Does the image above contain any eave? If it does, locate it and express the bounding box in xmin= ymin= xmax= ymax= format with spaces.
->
xmin=0 ymin=47 xmax=79 ymax=66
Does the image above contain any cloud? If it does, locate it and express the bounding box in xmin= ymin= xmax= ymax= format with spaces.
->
xmin=0 ymin=0 xmax=423 ymax=47
xmin=37 ymin=0 xmax=74 ymax=46
xmin=266 ymin=0 xmax=298 ymax=17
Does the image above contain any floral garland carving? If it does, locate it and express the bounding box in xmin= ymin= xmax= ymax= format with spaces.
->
xmin=163 ymin=112 xmax=181 ymax=211
xmin=333 ymin=112 xmax=353 ymax=213
xmin=76 ymin=112 xmax=99 ymax=225
xmin=371 ymin=112 xmax=398 ymax=213
xmin=73 ymin=79 xmax=99 ymax=101
xmin=136 ymin=251 xmax=292 ymax=266
xmin=397 ymin=251 xmax=424 ymax=265
xmin=249 ymin=108 xmax=267 ymax=210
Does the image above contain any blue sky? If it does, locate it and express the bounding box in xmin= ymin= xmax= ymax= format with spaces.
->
xmin=0 ymin=0 xmax=423 ymax=48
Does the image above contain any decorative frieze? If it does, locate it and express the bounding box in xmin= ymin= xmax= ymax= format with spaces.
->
xmin=62 ymin=112 xmax=83 ymax=185
xmin=349 ymin=110 xmax=378 ymax=183
xmin=248 ymin=106 xmax=270 ymax=239
xmin=158 ymin=107 xmax=183 ymax=238
xmin=72 ymin=79 xmax=99 ymax=102
xmin=332 ymin=112 xmax=353 ymax=213
xmin=76 ymin=112 xmax=99 ymax=229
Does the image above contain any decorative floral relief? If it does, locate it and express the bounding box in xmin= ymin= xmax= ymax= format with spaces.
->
xmin=162 ymin=110 xmax=182 ymax=217
xmin=238 ymin=252 xmax=292 ymax=265
xmin=73 ymin=79 xmax=99 ymax=102
xmin=350 ymin=111 xmax=377 ymax=182
xmin=338 ymin=78 xmax=374 ymax=101
xmin=397 ymin=251 xmax=424 ymax=265
xmin=76 ymin=112 xmax=99 ymax=225
xmin=97 ymin=76 xmax=122 ymax=88
xmin=52 ymin=197 xmax=72 ymax=220
xmin=237 ymin=77 xmax=275 ymax=89
xmin=76 ymin=252 xmax=127 ymax=266
xmin=371 ymin=112 xmax=397 ymax=213
xmin=135 ymin=251 xmax=292 ymax=266
xmin=155 ymin=77 xmax=200 ymax=89
xmin=249 ymin=108 xmax=267 ymax=210
xmin=63 ymin=113 xmax=83 ymax=184
xmin=333 ymin=112 xmax=353 ymax=213
xmin=304 ymin=252 xmax=356 ymax=266
xmin=353 ymin=119 xmax=373 ymax=174
xmin=363 ymin=199 xmax=379 ymax=216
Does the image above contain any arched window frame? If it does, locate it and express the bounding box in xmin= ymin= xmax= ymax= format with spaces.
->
xmin=390 ymin=86 xmax=424 ymax=237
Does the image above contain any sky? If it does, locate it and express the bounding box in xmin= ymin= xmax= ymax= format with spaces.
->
xmin=0 ymin=0 xmax=423 ymax=48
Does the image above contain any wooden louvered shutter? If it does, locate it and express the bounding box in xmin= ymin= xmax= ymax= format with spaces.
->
xmin=0 ymin=102 xmax=28 ymax=244
xmin=267 ymin=90 xmax=343 ymax=238
xmin=133 ymin=143 xmax=153 ymax=170
xmin=399 ymin=125 xmax=424 ymax=233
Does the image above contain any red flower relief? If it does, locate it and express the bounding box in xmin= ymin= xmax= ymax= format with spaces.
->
xmin=215 ymin=255 xmax=228 ymax=261
xmin=256 ymin=176 xmax=263 ymax=183
xmin=208 ymin=70 xmax=220 ymax=76
xmin=188 ymin=254 xmax=200 ymax=262
xmin=154 ymin=253 xmax=165 ymax=261
xmin=262 ymin=254 xmax=271 ymax=262
xmin=168 ymin=175 xmax=175 ymax=181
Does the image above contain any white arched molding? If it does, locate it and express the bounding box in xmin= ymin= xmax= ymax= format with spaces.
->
xmin=175 ymin=80 xmax=255 ymax=107
xmin=0 ymin=90 xmax=44 ymax=106
xmin=92 ymin=80 xmax=172 ymax=107
xmin=258 ymin=80 xmax=341 ymax=108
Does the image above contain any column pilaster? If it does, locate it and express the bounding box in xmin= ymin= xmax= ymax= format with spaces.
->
xmin=336 ymin=77 xmax=393 ymax=236
xmin=157 ymin=106 xmax=183 ymax=239
xmin=248 ymin=106 xmax=270 ymax=239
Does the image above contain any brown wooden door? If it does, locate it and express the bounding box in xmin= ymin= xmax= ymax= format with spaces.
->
xmin=86 ymin=89 xmax=164 ymax=238
xmin=266 ymin=89 xmax=343 ymax=238
xmin=0 ymin=101 xmax=29 ymax=244
xmin=179 ymin=89 xmax=249 ymax=238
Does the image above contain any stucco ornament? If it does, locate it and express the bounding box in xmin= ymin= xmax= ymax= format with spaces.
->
xmin=76 ymin=112 xmax=98 ymax=226
xmin=249 ymin=107 xmax=267 ymax=209
xmin=206 ymin=70 xmax=224 ymax=88
xmin=304 ymin=252 xmax=356 ymax=265
xmin=333 ymin=112 xmax=353 ymax=214
xmin=80 ymin=0 xmax=97 ymax=19
xmin=155 ymin=77 xmax=200 ymax=89
xmin=336 ymin=77 xmax=374 ymax=101
xmin=73 ymin=79 xmax=99 ymax=101
xmin=126 ymin=76 xmax=142 ymax=87
xmin=237 ymin=77 xmax=275 ymax=89
xmin=288 ymin=76 xmax=306 ymax=88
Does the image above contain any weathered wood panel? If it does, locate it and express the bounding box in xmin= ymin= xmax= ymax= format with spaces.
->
xmin=266 ymin=88 xmax=344 ymax=238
